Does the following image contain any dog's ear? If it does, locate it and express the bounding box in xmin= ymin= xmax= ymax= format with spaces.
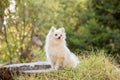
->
xmin=61 ymin=27 xmax=65 ymax=33
xmin=50 ymin=26 xmax=56 ymax=32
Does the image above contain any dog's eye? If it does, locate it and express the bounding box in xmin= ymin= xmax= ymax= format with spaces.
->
xmin=55 ymin=34 xmax=57 ymax=36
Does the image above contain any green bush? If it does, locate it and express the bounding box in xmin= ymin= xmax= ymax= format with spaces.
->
xmin=89 ymin=0 xmax=120 ymax=29
xmin=65 ymin=0 xmax=120 ymax=58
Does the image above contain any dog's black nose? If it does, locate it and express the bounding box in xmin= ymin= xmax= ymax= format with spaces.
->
xmin=58 ymin=36 xmax=61 ymax=39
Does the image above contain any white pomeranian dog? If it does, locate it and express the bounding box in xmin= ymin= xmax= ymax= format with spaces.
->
xmin=45 ymin=27 xmax=79 ymax=70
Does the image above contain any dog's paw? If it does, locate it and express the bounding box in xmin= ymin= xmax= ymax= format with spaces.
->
xmin=54 ymin=65 xmax=59 ymax=70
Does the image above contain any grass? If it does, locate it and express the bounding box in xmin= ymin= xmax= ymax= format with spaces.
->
xmin=14 ymin=50 xmax=120 ymax=80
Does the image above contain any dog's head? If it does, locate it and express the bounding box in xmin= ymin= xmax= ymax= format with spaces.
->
xmin=49 ymin=26 xmax=66 ymax=40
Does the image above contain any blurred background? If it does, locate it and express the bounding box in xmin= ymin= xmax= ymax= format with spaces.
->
xmin=0 ymin=0 xmax=120 ymax=64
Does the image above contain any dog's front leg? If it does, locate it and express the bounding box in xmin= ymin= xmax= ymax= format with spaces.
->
xmin=54 ymin=57 xmax=64 ymax=70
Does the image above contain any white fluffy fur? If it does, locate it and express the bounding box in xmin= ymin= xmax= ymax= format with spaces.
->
xmin=45 ymin=27 xmax=79 ymax=70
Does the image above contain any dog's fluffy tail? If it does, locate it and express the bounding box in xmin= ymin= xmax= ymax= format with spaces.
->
xmin=70 ymin=53 xmax=80 ymax=68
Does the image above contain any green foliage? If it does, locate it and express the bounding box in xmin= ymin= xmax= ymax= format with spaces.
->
xmin=89 ymin=0 xmax=120 ymax=29
xmin=0 ymin=0 xmax=9 ymax=15
xmin=0 ymin=0 xmax=9 ymax=30
xmin=65 ymin=0 xmax=120 ymax=59
xmin=83 ymin=0 xmax=120 ymax=60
